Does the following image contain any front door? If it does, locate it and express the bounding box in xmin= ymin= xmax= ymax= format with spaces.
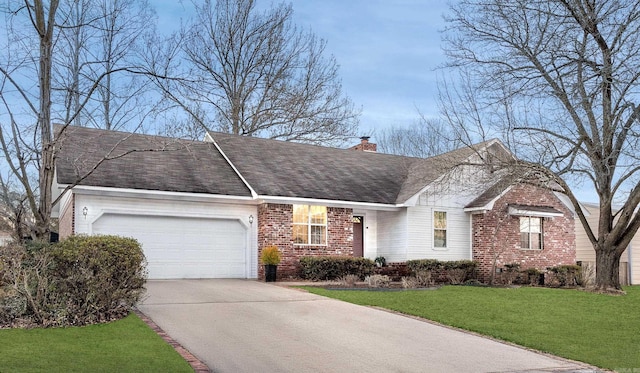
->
xmin=353 ymin=216 xmax=364 ymax=257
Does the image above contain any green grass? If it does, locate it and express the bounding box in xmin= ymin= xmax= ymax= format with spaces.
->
xmin=0 ymin=313 xmax=193 ymax=373
xmin=304 ymin=285 xmax=640 ymax=370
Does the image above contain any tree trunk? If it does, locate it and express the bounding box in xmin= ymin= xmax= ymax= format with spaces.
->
xmin=33 ymin=0 xmax=59 ymax=242
xmin=594 ymin=247 xmax=622 ymax=291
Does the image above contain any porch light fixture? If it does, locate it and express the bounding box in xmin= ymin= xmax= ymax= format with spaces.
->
xmin=249 ymin=215 xmax=254 ymax=224
xmin=82 ymin=206 xmax=88 ymax=219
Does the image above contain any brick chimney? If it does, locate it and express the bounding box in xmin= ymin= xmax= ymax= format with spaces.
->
xmin=350 ymin=136 xmax=377 ymax=152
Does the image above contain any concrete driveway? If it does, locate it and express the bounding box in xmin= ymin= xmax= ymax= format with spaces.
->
xmin=138 ymin=279 xmax=596 ymax=373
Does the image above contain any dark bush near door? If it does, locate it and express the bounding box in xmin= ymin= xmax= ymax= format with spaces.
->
xmin=299 ymin=256 xmax=374 ymax=281
xmin=0 ymin=235 xmax=147 ymax=328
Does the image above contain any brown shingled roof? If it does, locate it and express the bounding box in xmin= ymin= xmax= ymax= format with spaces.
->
xmin=55 ymin=125 xmax=506 ymax=205
xmin=55 ymin=126 xmax=251 ymax=197
xmin=208 ymin=131 xmax=413 ymax=204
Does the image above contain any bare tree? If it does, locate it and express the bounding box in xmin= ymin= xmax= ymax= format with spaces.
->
xmin=152 ymin=0 xmax=359 ymax=144
xmin=443 ymin=0 xmax=640 ymax=291
xmin=54 ymin=0 xmax=156 ymax=131
xmin=0 ymin=174 xmax=29 ymax=241
xmin=0 ymin=0 xmax=160 ymax=240
xmin=376 ymin=117 xmax=461 ymax=158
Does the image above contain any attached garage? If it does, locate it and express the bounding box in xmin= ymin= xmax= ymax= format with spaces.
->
xmin=54 ymin=126 xmax=259 ymax=279
xmin=92 ymin=213 xmax=249 ymax=279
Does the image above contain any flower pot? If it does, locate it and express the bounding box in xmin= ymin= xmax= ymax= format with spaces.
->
xmin=264 ymin=264 xmax=277 ymax=282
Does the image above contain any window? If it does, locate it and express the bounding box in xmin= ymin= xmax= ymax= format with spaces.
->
xmin=293 ymin=205 xmax=327 ymax=245
xmin=520 ymin=216 xmax=542 ymax=250
xmin=433 ymin=211 xmax=447 ymax=248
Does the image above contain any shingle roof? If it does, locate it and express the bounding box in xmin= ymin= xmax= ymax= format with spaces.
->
xmin=208 ymin=132 xmax=500 ymax=204
xmin=55 ymin=125 xmax=504 ymax=205
xmin=208 ymin=131 xmax=414 ymax=204
xmin=464 ymin=176 xmax=513 ymax=210
xmin=55 ymin=126 xmax=252 ymax=197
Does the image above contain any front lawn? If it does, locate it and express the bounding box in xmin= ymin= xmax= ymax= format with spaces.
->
xmin=304 ymin=285 xmax=640 ymax=370
xmin=0 ymin=313 xmax=193 ymax=373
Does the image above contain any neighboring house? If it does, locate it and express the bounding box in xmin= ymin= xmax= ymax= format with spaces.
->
xmin=53 ymin=126 xmax=577 ymax=280
xmin=575 ymin=202 xmax=639 ymax=285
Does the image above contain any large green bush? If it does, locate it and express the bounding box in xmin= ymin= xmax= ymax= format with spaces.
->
xmin=0 ymin=235 xmax=147 ymax=327
xmin=299 ymin=256 xmax=374 ymax=281
xmin=52 ymin=235 xmax=147 ymax=325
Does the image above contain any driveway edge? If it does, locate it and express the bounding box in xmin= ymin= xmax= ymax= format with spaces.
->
xmin=134 ymin=309 xmax=210 ymax=373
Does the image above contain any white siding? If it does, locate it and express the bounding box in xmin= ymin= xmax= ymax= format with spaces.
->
xmin=376 ymin=210 xmax=407 ymax=262
xmin=73 ymin=193 xmax=258 ymax=278
xmin=406 ymin=206 xmax=471 ymax=261
xmin=354 ymin=210 xmax=378 ymax=260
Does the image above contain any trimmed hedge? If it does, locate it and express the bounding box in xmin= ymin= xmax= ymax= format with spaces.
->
xmin=406 ymin=259 xmax=442 ymax=272
xmin=299 ymin=256 xmax=374 ymax=281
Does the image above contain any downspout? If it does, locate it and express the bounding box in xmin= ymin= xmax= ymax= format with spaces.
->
xmin=469 ymin=213 xmax=474 ymax=260
xmin=628 ymin=243 xmax=633 ymax=285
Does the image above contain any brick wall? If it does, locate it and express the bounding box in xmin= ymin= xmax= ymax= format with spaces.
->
xmin=349 ymin=137 xmax=377 ymax=152
xmin=257 ymin=203 xmax=353 ymax=279
xmin=58 ymin=193 xmax=75 ymax=239
xmin=471 ymin=184 xmax=576 ymax=282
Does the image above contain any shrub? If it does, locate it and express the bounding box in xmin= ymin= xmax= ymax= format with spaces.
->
xmin=414 ymin=270 xmax=432 ymax=286
xmin=0 ymin=243 xmax=57 ymax=326
xmin=547 ymin=264 xmax=581 ymax=287
xmin=442 ymin=260 xmax=478 ymax=284
xmin=299 ymin=256 xmax=374 ymax=281
xmin=502 ymin=263 xmax=521 ymax=285
xmin=51 ymin=235 xmax=147 ymax=326
xmin=338 ymin=274 xmax=360 ymax=287
xmin=401 ymin=276 xmax=419 ymax=289
xmin=406 ymin=259 xmax=442 ymax=273
xmin=521 ymin=268 xmax=543 ymax=286
xmin=407 ymin=259 xmax=478 ymax=285
xmin=462 ymin=279 xmax=485 ymax=287
xmin=260 ymin=245 xmax=281 ymax=265
xmin=365 ymin=274 xmax=390 ymax=288
xmin=0 ymin=236 xmax=147 ymax=327
xmin=576 ymin=262 xmax=595 ymax=288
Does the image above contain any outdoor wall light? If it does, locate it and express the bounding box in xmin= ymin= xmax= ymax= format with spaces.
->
xmin=249 ymin=215 xmax=254 ymax=224
xmin=82 ymin=206 xmax=88 ymax=219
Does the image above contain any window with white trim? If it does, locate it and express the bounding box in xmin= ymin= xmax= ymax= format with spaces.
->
xmin=433 ymin=211 xmax=447 ymax=248
xmin=520 ymin=216 xmax=542 ymax=250
xmin=293 ymin=205 xmax=327 ymax=245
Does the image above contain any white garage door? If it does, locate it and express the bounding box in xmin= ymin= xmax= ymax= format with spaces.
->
xmin=92 ymin=213 xmax=247 ymax=279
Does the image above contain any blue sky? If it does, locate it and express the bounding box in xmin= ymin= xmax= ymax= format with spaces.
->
xmin=155 ymin=0 xmax=450 ymax=140
xmin=291 ymin=1 xmax=449 ymax=137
